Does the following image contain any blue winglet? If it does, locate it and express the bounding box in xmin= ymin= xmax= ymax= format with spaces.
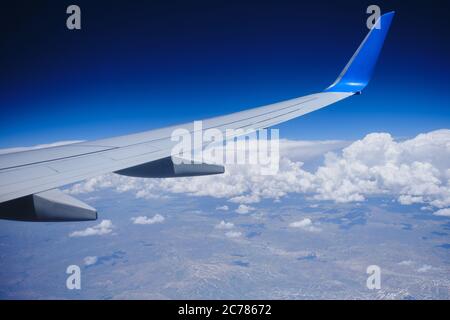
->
xmin=325 ymin=11 xmax=395 ymax=93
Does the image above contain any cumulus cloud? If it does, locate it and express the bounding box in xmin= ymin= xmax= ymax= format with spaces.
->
xmin=433 ymin=208 xmax=450 ymax=217
xmin=216 ymin=205 xmax=229 ymax=211
xmin=84 ymin=256 xmax=98 ymax=266
xmin=235 ymin=204 xmax=255 ymax=214
xmin=215 ymin=221 xmax=234 ymax=230
xmin=279 ymin=139 xmax=350 ymax=162
xmin=289 ymin=218 xmax=321 ymax=232
xmin=310 ymin=130 xmax=450 ymax=206
xmin=225 ymin=231 xmax=242 ymax=238
xmin=230 ymin=194 xmax=261 ymax=204
xmin=69 ymin=220 xmax=114 ymax=237
xmin=131 ymin=214 xmax=165 ymax=225
xmin=67 ymin=130 xmax=450 ymax=212
xmin=417 ymin=265 xmax=434 ymax=273
xmin=398 ymin=260 xmax=414 ymax=266
xmin=398 ymin=195 xmax=424 ymax=205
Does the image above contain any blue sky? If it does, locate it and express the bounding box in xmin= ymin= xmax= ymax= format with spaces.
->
xmin=0 ymin=0 xmax=449 ymax=147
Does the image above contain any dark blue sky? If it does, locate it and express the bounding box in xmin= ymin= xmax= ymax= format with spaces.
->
xmin=1 ymin=0 xmax=449 ymax=147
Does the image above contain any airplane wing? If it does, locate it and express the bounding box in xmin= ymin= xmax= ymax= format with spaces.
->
xmin=0 ymin=12 xmax=395 ymax=221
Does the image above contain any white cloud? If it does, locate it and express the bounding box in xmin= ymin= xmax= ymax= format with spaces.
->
xmin=215 ymin=221 xmax=234 ymax=230
xmin=398 ymin=195 xmax=424 ymax=205
xmin=417 ymin=265 xmax=434 ymax=273
xmin=67 ymin=130 xmax=450 ymax=212
xmin=309 ymin=131 xmax=449 ymax=205
xmin=69 ymin=220 xmax=114 ymax=237
xmin=279 ymin=139 xmax=349 ymax=162
xmin=289 ymin=218 xmax=322 ymax=232
xmin=225 ymin=231 xmax=242 ymax=238
xmin=216 ymin=205 xmax=229 ymax=211
xmin=235 ymin=204 xmax=255 ymax=214
xmin=84 ymin=256 xmax=98 ymax=266
xmin=398 ymin=260 xmax=414 ymax=266
xmin=131 ymin=214 xmax=165 ymax=225
xmin=230 ymin=193 xmax=261 ymax=204
xmin=289 ymin=218 xmax=312 ymax=228
xmin=433 ymin=208 xmax=450 ymax=217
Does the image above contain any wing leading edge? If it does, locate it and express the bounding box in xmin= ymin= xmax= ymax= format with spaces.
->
xmin=0 ymin=12 xmax=394 ymax=221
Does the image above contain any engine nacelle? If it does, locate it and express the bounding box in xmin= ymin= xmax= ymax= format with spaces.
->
xmin=0 ymin=189 xmax=97 ymax=222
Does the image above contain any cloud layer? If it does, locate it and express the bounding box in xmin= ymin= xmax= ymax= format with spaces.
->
xmin=68 ymin=130 xmax=450 ymax=214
